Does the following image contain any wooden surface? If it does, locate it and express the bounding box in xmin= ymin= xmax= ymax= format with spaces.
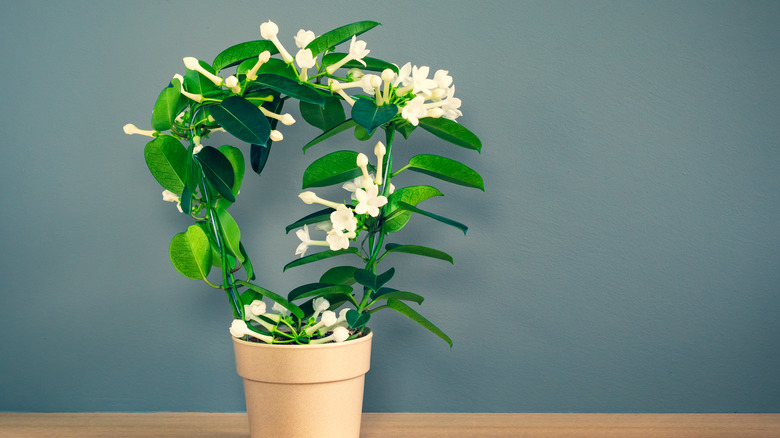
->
xmin=1 ymin=413 xmax=779 ymax=437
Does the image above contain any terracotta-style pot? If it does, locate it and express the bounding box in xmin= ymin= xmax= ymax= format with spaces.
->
xmin=233 ymin=330 xmax=373 ymax=438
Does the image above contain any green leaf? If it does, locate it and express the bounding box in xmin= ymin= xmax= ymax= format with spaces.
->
xmin=396 ymin=121 xmax=416 ymax=140
xmin=418 ymin=118 xmax=482 ymax=152
xmin=235 ymin=280 xmax=305 ymax=320
xmin=253 ymin=74 xmax=325 ymax=106
xmin=302 ymin=119 xmax=358 ymax=153
xmin=194 ymin=146 xmax=235 ymax=202
xmin=239 ymin=242 xmax=255 ymax=281
xmin=249 ymin=143 xmax=272 ymax=175
xmin=383 ymin=244 xmax=454 ymax=264
xmin=321 ymin=53 xmax=398 ymax=74
xmin=169 ymin=225 xmax=212 ymax=280
xmin=218 ymin=145 xmax=245 ymax=198
xmin=353 ymin=124 xmax=373 ymax=141
xmin=346 ymin=309 xmax=370 ymax=329
xmin=306 ymin=21 xmax=381 ymax=56
xmin=288 ymin=283 xmax=353 ymax=301
xmin=385 ymin=299 xmax=452 ymax=347
xmin=215 ymin=208 xmax=241 ymax=260
xmin=285 ymin=208 xmax=333 ymax=234
xmin=319 ymin=266 xmax=358 ymax=286
xmin=151 ymin=82 xmax=187 ymax=132
xmin=354 ymin=267 xmax=395 ymax=292
xmin=396 ymin=201 xmax=468 ymax=235
xmin=371 ymin=288 xmax=424 ymax=305
xmin=302 ymin=150 xmax=362 ymax=189
xmin=209 ymin=96 xmax=271 ymax=146
xmin=144 ymin=135 xmax=188 ymax=194
xmin=404 ymin=154 xmax=485 ymax=190
xmin=351 ymin=99 xmax=398 ymax=135
xmin=213 ymin=40 xmax=278 ymax=72
xmin=384 ymin=185 xmax=443 ymax=233
xmin=283 ymin=248 xmax=362 ymax=271
xmin=300 ymin=96 xmax=345 ymax=131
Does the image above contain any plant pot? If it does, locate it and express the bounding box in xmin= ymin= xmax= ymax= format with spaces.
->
xmin=233 ymin=330 xmax=373 ymax=438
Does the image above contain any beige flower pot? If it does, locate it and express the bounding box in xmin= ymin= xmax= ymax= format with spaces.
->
xmin=233 ymin=330 xmax=373 ymax=438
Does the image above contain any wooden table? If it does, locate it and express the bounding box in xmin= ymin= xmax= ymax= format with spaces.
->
xmin=1 ymin=413 xmax=779 ymax=437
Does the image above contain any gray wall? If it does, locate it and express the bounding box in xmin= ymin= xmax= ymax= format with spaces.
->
xmin=1 ymin=0 xmax=778 ymax=412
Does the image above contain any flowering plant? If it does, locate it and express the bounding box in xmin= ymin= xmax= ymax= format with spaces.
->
xmin=126 ymin=20 xmax=482 ymax=346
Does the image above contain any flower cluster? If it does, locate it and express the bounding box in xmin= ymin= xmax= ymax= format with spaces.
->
xmin=230 ymin=297 xmax=351 ymax=344
xmin=295 ymin=142 xmax=390 ymax=257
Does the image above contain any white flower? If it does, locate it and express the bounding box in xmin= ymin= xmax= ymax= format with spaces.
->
xmin=374 ymin=141 xmax=386 ymax=185
xmin=298 ymin=191 xmax=342 ymax=210
xmin=294 ymin=29 xmax=316 ymax=49
xmin=162 ymin=190 xmax=184 ymax=213
xmin=355 ymin=185 xmax=388 ymax=217
xmin=411 ymin=65 xmax=437 ymax=96
xmin=123 ymin=123 xmax=155 ymax=138
xmin=247 ymin=51 xmax=271 ymax=81
xmin=259 ymin=106 xmax=295 ymax=126
xmin=230 ymin=319 xmax=273 ymax=343
xmin=342 ymin=174 xmax=374 ymax=200
xmin=325 ymin=36 xmax=370 ymax=74
xmin=330 ymin=205 xmax=357 ymax=233
xmin=224 ymin=75 xmax=240 ymax=94
xmin=441 ymin=86 xmax=463 ymax=120
xmin=183 ymin=57 xmax=223 ymax=86
xmin=260 ymin=20 xmax=293 ymax=64
xmin=172 ymin=74 xmax=203 ymax=103
xmin=295 ymin=224 xmax=329 ymax=257
xmin=321 ymin=310 xmax=338 ymax=327
xmin=309 ymin=325 xmax=350 ymax=344
xmin=393 ymin=62 xmax=412 ymax=87
xmin=326 ymin=228 xmax=354 ymax=251
xmin=295 ymin=48 xmax=315 ymax=69
xmin=432 ymin=69 xmax=453 ymax=89
xmin=401 ymin=95 xmax=427 ymax=126
xmin=312 ymin=297 xmax=330 ymax=321
xmin=248 ymin=300 xmax=267 ymax=316
xmin=272 ymin=302 xmax=289 ymax=315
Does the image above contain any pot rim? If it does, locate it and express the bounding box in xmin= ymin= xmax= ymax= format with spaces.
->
xmin=232 ymin=328 xmax=372 ymax=350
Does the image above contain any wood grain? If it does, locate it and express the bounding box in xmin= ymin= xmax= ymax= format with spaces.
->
xmin=1 ymin=413 xmax=779 ymax=438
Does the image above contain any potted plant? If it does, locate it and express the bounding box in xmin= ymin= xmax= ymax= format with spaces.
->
xmin=125 ymin=19 xmax=482 ymax=438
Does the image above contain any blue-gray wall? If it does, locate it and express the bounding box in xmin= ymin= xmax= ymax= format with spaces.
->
xmin=1 ymin=0 xmax=778 ymax=413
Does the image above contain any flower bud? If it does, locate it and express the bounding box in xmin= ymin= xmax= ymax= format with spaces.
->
xmin=332 ymin=326 xmax=349 ymax=342
xmin=249 ymin=300 xmax=267 ymax=316
xmin=270 ymin=130 xmax=284 ymax=142
xmin=259 ymin=20 xmax=278 ymax=39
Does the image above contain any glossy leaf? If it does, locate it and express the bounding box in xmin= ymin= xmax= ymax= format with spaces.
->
xmin=216 ymin=208 xmax=241 ymax=261
xmin=305 ymin=21 xmax=380 ymax=56
xmin=169 ymin=225 xmax=212 ymax=280
xmin=319 ymin=266 xmax=358 ymax=286
xmin=235 ymin=280 xmax=304 ymax=319
xmin=300 ymin=96 xmax=345 ymax=131
xmin=353 ymin=124 xmax=373 ymax=141
xmin=302 ymin=150 xmax=362 ymax=189
xmin=144 ymin=135 xmax=188 ymax=194
xmin=285 ymin=208 xmax=333 ymax=234
xmin=209 ymin=96 xmax=271 ymax=146
xmin=218 ymin=145 xmax=244 ymax=198
xmin=194 ymin=146 xmax=235 ymax=202
xmin=351 ymin=99 xmax=398 ymax=135
xmin=302 ymin=119 xmax=358 ymax=153
xmin=385 ymin=299 xmax=452 ymax=347
xmin=249 ymin=143 xmax=271 ymax=175
xmin=288 ymin=283 xmax=353 ymax=301
xmin=383 ymin=244 xmax=454 ymax=264
xmin=354 ymin=267 xmax=395 ymax=292
xmin=321 ymin=53 xmax=398 ymax=74
xmin=418 ymin=118 xmax=482 ymax=152
xmin=283 ymin=248 xmax=362 ymax=271
xmin=371 ymin=288 xmax=424 ymax=305
xmin=346 ymin=309 xmax=370 ymax=329
xmin=253 ymin=74 xmax=325 ymax=106
xmin=151 ymin=82 xmax=187 ymax=132
xmin=396 ymin=121 xmax=416 ymax=140
xmin=238 ymin=57 xmax=297 ymax=80
xmin=213 ymin=40 xmax=278 ymax=72
xmin=384 ymin=185 xmax=443 ymax=233
xmin=396 ymin=201 xmax=468 ymax=235
xmin=239 ymin=242 xmax=255 ymax=281
xmin=403 ymin=154 xmax=485 ymax=190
